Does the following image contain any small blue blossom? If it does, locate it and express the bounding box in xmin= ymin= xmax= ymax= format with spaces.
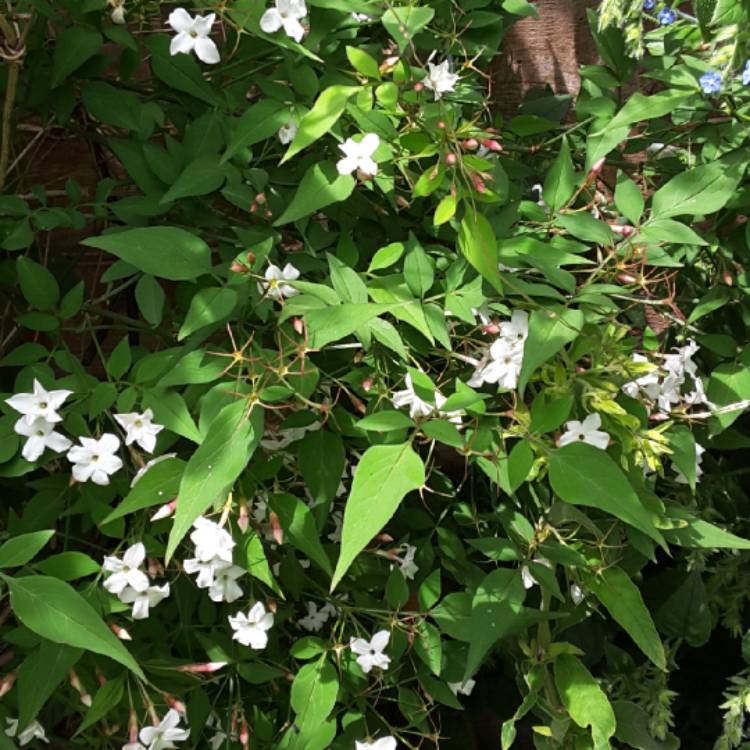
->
xmin=699 ymin=70 xmax=722 ymax=95
xmin=743 ymin=60 xmax=750 ymax=86
xmin=643 ymin=0 xmax=655 ymax=9
xmin=658 ymin=7 xmax=676 ymax=24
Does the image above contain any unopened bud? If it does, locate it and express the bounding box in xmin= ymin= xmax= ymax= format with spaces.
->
xmin=437 ymin=120 xmax=446 ymax=130
xmin=481 ymin=138 xmax=503 ymax=152
xmin=722 ymin=270 xmax=733 ymax=286
xmin=240 ymin=718 xmax=249 ymax=747
xmin=110 ymin=623 xmax=133 ymax=641
xmin=414 ymin=81 xmax=424 ymax=92
xmin=0 ymin=670 xmax=17 ymax=698
xmin=463 ymin=138 xmax=479 ymax=150
xmin=587 ymin=157 xmax=606 ymax=180
xmin=255 ymin=192 xmax=267 ymax=205
xmin=70 ymin=670 xmax=92 ymax=707
xmin=111 ymin=4 xmax=126 ymax=24
xmin=379 ymin=55 xmax=400 ymax=74
xmin=445 ymin=153 xmax=457 ymax=166
xmin=293 ymin=317 xmax=304 ymax=336
xmin=264 ymin=209 xmax=273 ymax=219
xmin=151 ymin=499 xmax=177 ymax=521
xmin=175 ymin=662 xmax=228 ymax=674
xmin=129 ymin=709 xmax=139 ymax=743
xmin=165 ymin=694 xmax=187 ymax=714
xmin=147 ymin=557 xmax=164 ymax=578
xmin=362 ymin=377 xmax=373 ymax=392
xmin=246 ymin=251 xmax=256 ymax=264
xmin=230 ymin=261 xmax=249 ymax=274
xmin=611 ymin=224 xmax=635 ymax=237
xmin=471 ymin=173 xmax=486 ymax=193
xmin=483 ymin=323 xmax=501 ymax=335
xmin=249 ymin=202 xmax=258 ymax=214
xmin=617 ymin=272 xmax=637 ymax=284
xmin=237 ymin=499 xmax=250 ymax=533
xmin=270 ymin=512 xmax=283 ymax=545
xmin=649 ymin=411 xmax=669 ymax=422
xmin=351 ymin=397 xmax=366 ymax=414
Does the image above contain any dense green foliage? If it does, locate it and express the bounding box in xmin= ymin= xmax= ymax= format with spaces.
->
xmin=1 ymin=0 xmax=750 ymax=748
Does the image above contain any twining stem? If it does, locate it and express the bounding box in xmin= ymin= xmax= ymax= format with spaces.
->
xmin=0 ymin=12 xmax=23 ymax=191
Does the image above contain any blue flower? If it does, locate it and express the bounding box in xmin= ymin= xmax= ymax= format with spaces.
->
xmin=658 ymin=7 xmax=676 ymax=24
xmin=699 ymin=70 xmax=722 ymax=95
xmin=743 ymin=60 xmax=750 ymax=86
xmin=643 ymin=0 xmax=655 ymax=8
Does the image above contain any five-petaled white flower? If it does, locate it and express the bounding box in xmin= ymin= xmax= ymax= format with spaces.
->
xmin=448 ymin=678 xmax=476 ymax=697
xmin=208 ymin=564 xmax=245 ymax=603
xmin=229 ymin=601 xmax=275 ymax=649
xmin=355 ymin=737 xmax=397 ymax=750
xmin=5 ymin=718 xmax=49 ymax=746
xmin=114 ymin=409 xmax=164 ymax=453
xmin=423 ymin=59 xmax=459 ymax=100
xmin=468 ymin=337 xmax=524 ymax=390
xmin=258 ymin=262 xmax=300 ymax=300
xmin=167 ymin=8 xmax=220 ymax=64
xmin=260 ymin=0 xmax=308 ymax=43
xmin=559 ymin=413 xmax=610 ymax=450
xmin=391 ymin=374 xmax=462 ymax=423
xmin=337 ymin=133 xmax=380 ymax=177
xmin=350 ymin=630 xmax=391 ymax=673
xmin=120 ymin=583 xmax=170 ymax=620
xmin=67 ymin=433 xmax=123 ymax=485
xmin=184 ymin=556 xmax=229 ymax=588
xmin=278 ymin=121 xmax=298 ymax=144
xmin=14 ymin=415 xmax=71 ymax=462
xmin=399 ymin=544 xmax=419 ymax=580
xmin=190 ymin=516 xmax=236 ymax=564
xmin=103 ymin=542 xmax=150 ymax=595
xmin=6 ymin=378 xmax=72 ymax=423
xmin=298 ymin=601 xmax=329 ymax=632
xmin=139 ymin=709 xmax=189 ymax=750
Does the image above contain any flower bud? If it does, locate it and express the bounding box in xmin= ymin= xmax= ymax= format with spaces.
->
xmin=445 ymin=153 xmax=457 ymax=166
xmin=482 ymin=323 xmax=501 ymax=335
xmin=237 ymin=499 xmax=250 ymax=533
xmin=588 ymin=157 xmax=606 ymax=178
xmin=175 ymin=662 xmax=228 ymax=673
xmin=270 ymin=511 xmax=284 ymax=545
xmin=255 ymin=192 xmax=267 ymax=205
xmin=722 ymin=270 xmax=733 ymax=286
xmin=481 ymin=138 xmax=503 ymax=152
xmin=0 ymin=669 xmax=17 ymax=698
xmin=70 ymin=669 xmax=92 ymax=707
xmin=463 ymin=138 xmax=479 ymax=150
xmin=230 ymin=261 xmax=249 ymax=274
xmin=111 ymin=4 xmax=126 ymax=24
xmin=362 ymin=377 xmax=373 ymax=392
xmin=240 ymin=718 xmax=249 ymax=747
xmin=611 ymin=224 xmax=635 ymax=237
xmin=151 ymin=498 xmax=177 ymax=521
xmin=109 ymin=623 xmax=133 ymax=641
xmin=414 ymin=82 xmax=424 ymax=92
xmin=165 ymin=694 xmax=187 ymax=714
xmin=249 ymin=202 xmax=258 ymax=214
xmin=617 ymin=272 xmax=637 ymax=285
xmin=437 ymin=120 xmax=446 ymax=130
xmin=293 ymin=317 xmax=304 ymax=335
xmin=264 ymin=209 xmax=273 ymax=219
xmin=246 ymin=251 xmax=256 ymax=264
xmin=471 ymin=173 xmax=486 ymax=193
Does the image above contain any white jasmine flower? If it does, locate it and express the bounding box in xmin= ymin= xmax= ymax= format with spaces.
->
xmin=500 ymin=310 xmax=529 ymax=344
xmin=252 ymin=497 xmax=268 ymax=524
xmin=468 ymin=337 xmax=524 ymax=390
xmin=103 ymin=542 xmax=150 ymax=595
xmin=190 ymin=516 xmax=235 ymax=564
xmin=336 ymin=133 xmax=380 ymax=177
xmin=559 ymin=413 xmax=610 ymax=450
xmin=120 ymin=583 xmax=170 ymax=620
xmin=299 ymin=601 xmax=329 ymax=632
xmin=229 ymin=601 xmax=274 ymax=649
xmin=183 ymin=556 xmax=230 ymax=589
xmin=530 ymin=183 xmax=548 ymax=209
xmin=520 ymin=564 xmax=537 ymax=590
xmin=5 ymin=718 xmax=49 ymax=746
xmin=139 ymin=709 xmax=189 ymax=750
xmin=5 ymin=378 xmax=72 ymax=423
xmin=356 ymin=739 xmax=397 ymax=750
xmin=423 ymin=58 xmax=459 ymax=100
xmin=114 ymin=409 xmax=164 ymax=453
xmin=570 ymin=584 xmax=585 ymax=605
xmin=111 ymin=3 xmax=126 ymax=24
xmin=351 ymin=12 xmax=370 ymax=21
xmin=320 ymin=601 xmax=339 ymax=619
xmin=208 ymin=564 xmax=245 ymax=603
xmin=448 ymin=678 xmax=476 ymax=696
xmin=67 ymin=433 xmax=123 ymax=485
xmin=260 ymin=0 xmax=307 ymax=43
xmin=123 ymin=743 xmax=147 ymax=750
xmin=167 ymin=8 xmax=220 ymax=64
xmin=258 ymin=262 xmax=300 ymax=300
xmin=350 ymin=630 xmax=391 ymax=673
xmin=391 ymin=374 xmax=461 ymax=423
xmin=674 ymin=443 xmax=705 ymax=484
xmin=14 ymin=415 xmax=71 ymax=462
xmin=278 ymin=121 xmax=298 ymax=144
xmin=398 ymin=544 xmax=419 ymax=580
xmin=664 ymin=339 xmax=700 ymax=378
xmin=622 ymin=354 xmax=660 ymax=401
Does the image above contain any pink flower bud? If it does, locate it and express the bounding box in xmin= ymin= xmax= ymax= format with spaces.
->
xmin=362 ymin=377 xmax=373 ymax=392
xmin=293 ymin=317 xmax=304 ymax=335
xmin=264 ymin=209 xmax=273 ymax=219
xmin=109 ymin=623 xmax=133 ymax=641
xmin=481 ymin=138 xmax=503 ymax=152
xmin=270 ymin=512 xmax=284 ymax=546
xmin=175 ymin=662 xmax=228 ymax=674
xmin=611 ymin=224 xmax=635 ymax=237
xmin=588 ymin=157 xmax=606 ymax=178
xmin=471 ymin=173 xmax=486 ymax=193
xmin=129 ymin=709 xmax=139 ymax=743
xmin=255 ymin=192 xmax=267 ymax=205
xmin=463 ymin=138 xmax=479 ymax=150
xmin=240 ymin=718 xmax=249 ymax=746
xmin=165 ymin=694 xmax=187 ymax=714
xmin=414 ymin=81 xmax=424 ymax=92
xmin=617 ymin=272 xmax=637 ymax=284
xmin=249 ymin=202 xmax=258 ymax=214
xmin=151 ymin=499 xmax=177 ymax=522
xmin=445 ymin=153 xmax=457 ymax=166
xmin=437 ymin=120 xmax=446 ymax=130
xmin=0 ymin=670 xmax=17 ymax=698
xmin=237 ymin=500 xmax=250 ymax=533
xmin=483 ymin=323 xmax=501 ymax=335
xmin=230 ymin=261 xmax=249 ymax=274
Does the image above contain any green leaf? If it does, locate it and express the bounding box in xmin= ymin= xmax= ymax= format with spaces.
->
xmin=298 ymin=430 xmax=346 ymax=514
xmin=543 ymin=137 xmax=576 ymax=211
xmin=666 ymin=426 xmax=697 ymax=490
xmin=144 ymin=35 xmax=219 ymax=106
xmin=34 ymin=551 xmax=100 ymax=581
xmin=332 ymin=443 xmax=425 ymax=589
xmin=654 ymin=571 xmax=711 ymax=648
xmin=51 ymin=27 xmax=103 ymax=88
xmin=368 ymin=242 xmax=404 ymax=272
xmin=81 ymin=81 xmax=142 ymax=132
xmin=613 ymin=700 xmax=680 ymax=750
xmin=178 ymin=287 xmax=238 ymax=340
xmin=306 ymin=303 xmax=389 ymax=349
xmin=615 ymin=171 xmax=644 ymax=225
xmin=274 ymin=162 xmax=355 ymax=225
xmin=269 ymin=493 xmax=332 ymax=575
xmin=243 ymin=533 xmax=283 ymax=598
xmin=285 ymin=659 xmax=339 ymax=750
xmin=18 ymin=642 xmax=82 ymax=729
xmin=346 ymin=46 xmax=381 ymax=79
xmin=166 ymin=402 xmax=258 ymax=561
xmin=557 ymin=213 xmax=613 ymax=245
xmin=549 ymin=443 xmax=664 ymax=545
xmin=135 ymin=274 xmax=165 ymax=326
xmin=554 ymin=654 xmax=616 ymax=750
xmin=662 ymin=507 xmax=750 ymax=549
xmin=382 ymin=6 xmax=435 ymax=51
xmin=76 ymin=677 xmax=124 ymax=735
xmin=404 ymin=234 xmax=435 ymax=297
xmin=5 ymin=575 xmax=144 ymax=678
xmin=357 ymin=410 xmax=414 ymax=431
xmin=651 ymin=153 xmax=745 ymax=219
xmin=161 ymin=155 xmax=226 ymax=204
xmin=458 ymin=211 xmax=503 ymax=295
xmin=434 ymin=194 xmax=457 ymax=226
xmin=0 ymin=530 xmax=54 ymax=569
xmin=583 ymin=566 xmax=666 ymax=670
xmin=16 ymin=257 xmax=60 ymax=310
xmin=707 ymin=363 xmax=750 ymax=434
xmin=223 ymin=99 xmax=290 ymax=162
xmin=143 ymin=390 xmax=202 ymax=444
xmin=83 ymin=227 xmax=212 ymax=281
xmin=281 ymin=85 xmax=359 ymax=163
xmin=518 ymin=307 xmax=584 ymax=393
xmin=106 ymin=336 xmax=131 ymax=379
xmin=103 ymin=457 xmax=185 ymax=524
